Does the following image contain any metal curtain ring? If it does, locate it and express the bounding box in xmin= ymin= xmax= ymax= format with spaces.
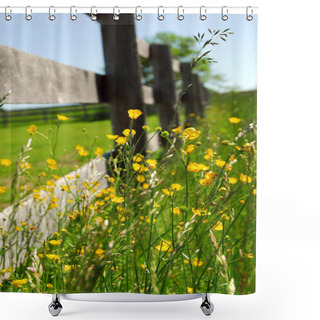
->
xmin=49 ymin=6 xmax=56 ymax=21
xmin=177 ymin=6 xmax=184 ymax=20
xmin=246 ymin=6 xmax=253 ymax=21
xmin=25 ymin=6 xmax=32 ymax=21
xmin=221 ymin=6 xmax=228 ymax=21
xmin=135 ymin=6 xmax=142 ymax=21
xmin=158 ymin=6 xmax=164 ymax=21
xmin=5 ymin=6 xmax=12 ymax=21
xmin=70 ymin=6 xmax=77 ymax=21
xmin=113 ymin=6 xmax=120 ymax=20
xmin=200 ymin=6 xmax=207 ymax=20
xmin=90 ymin=6 xmax=97 ymax=21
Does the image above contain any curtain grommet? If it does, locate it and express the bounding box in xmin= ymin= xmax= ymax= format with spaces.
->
xmin=49 ymin=6 xmax=56 ymax=21
xmin=177 ymin=6 xmax=184 ymax=21
xmin=90 ymin=6 xmax=97 ymax=21
xmin=135 ymin=6 xmax=142 ymax=21
xmin=221 ymin=6 xmax=228 ymax=21
xmin=200 ymin=6 xmax=207 ymax=21
xmin=25 ymin=6 xmax=32 ymax=21
xmin=246 ymin=6 xmax=253 ymax=21
xmin=113 ymin=6 xmax=120 ymax=20
xmin=158 ymin=6 xmax=165 ymax=21
xmin=5 ymin=6 xmax=12 ymax=21
xmin=70 ymin=6 xmax=77 ymax=21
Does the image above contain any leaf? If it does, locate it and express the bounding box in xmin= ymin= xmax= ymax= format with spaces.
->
xmin=214 ymin=30 xmax=220 ymax=36
xmin=193 ymin=35 xmax=198 ymax=41
xmin=208 ymin=28 xmax=212 ymax=34
xmin=223 ymin=28 xmax=230 ymax=33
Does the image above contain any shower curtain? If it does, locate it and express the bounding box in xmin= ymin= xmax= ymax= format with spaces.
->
xmin=0 ymin=9 xmax=257 ymax=295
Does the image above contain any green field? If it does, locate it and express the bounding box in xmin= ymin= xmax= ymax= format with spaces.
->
xmin=0 ymin=111 xmax=161 ymax=208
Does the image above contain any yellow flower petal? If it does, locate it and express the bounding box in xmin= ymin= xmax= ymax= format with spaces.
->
xmin=106 ymin=134 xmax=119 ymax=140
xmin=115 ymin=136 xmax=127 ymax=145
xmin=57 ymin=115 xmax=69 ymax=121
xmin=122 ymin=129 xmax=136 ymax=137
xmin=228 ymin=117 xmax=241 ymax=124
xmin=182 ymin=127 xmax=200 ymax=140
xmin=128 ymin=109 xmax=142 ymax=119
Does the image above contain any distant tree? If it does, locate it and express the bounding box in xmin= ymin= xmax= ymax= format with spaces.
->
xmin=140 ymin=32 xmax=228 ymax=91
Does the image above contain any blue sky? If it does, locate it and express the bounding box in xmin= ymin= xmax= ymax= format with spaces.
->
xmin=0 ymin=13 xmax=257 ymax=109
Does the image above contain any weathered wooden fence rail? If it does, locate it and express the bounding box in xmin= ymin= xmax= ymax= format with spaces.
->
xmin=0 ymin=14 xmax=210 ymax=144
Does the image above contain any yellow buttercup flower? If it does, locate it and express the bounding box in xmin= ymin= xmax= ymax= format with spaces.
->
xmin=95 ymin=248 xmax=105 ymax=258
xmin=95 ymin=147 xmax=104 ymax=157
xmin=212 ymin=221 xmax=223 ymax=231
xmin=171 ymin=126 xmax=183 ymax=134
xmin=47 ymin=284 xmax=54 ymax=289
xmin=142 ymin=183 xmax=149 ymax=189
xmin=27 ymin=124 xmax=37 ymax=135
xmin=46 ymin=254 xmax=61 ymax=261
xmin=128 ymin=109 xmax=142 ymax=119
xmin=136 ymin=175 xmax=145 ymax=183
xmin=110 ymin=195 xmax=124 ymax=203
xmin=181 ymin=144 xmax=195 ymax=154
xmin=182 ymin=127 xmax=200 ymax=140
xmin=228 ymin=117 xmax=241 ymax=124
xmin=133 ymin=154 xmax=144 ymax=162
xmin=11 ymin=279 xmax=29 ymax=288
xmin=204 ymin=148 xmax=214 ymax=160
xmin=199 ymin=171 xmax=217 ymax=186
xmin=142 ymin=125 xmax=150 ymax=131
xmin=162 ymin=188 xmax=173 ymax=196
xmin=228 ymin=177 xmax=238 ymax=184
xmin=106 ymin=134 xmax=119 ymax=140
xmin=77 ymin=146 xmax=89 ymax=156
xmin=0 ymin=186 xmax=6 ymax=194
xmin=48 ymin=239 xmax=62 ymax=246
xmin=115 ymin=136 xmax=127 ymax=145
xmin=133 ymin=163 xmax=141 ymax=172
xmin=155 ymin=240 xmax=173 ymax=252
xmin=172 ymin=207 xmax=181 ymax=215
xmin=171 ymin=183 xmax=183 ymax=191
xmin=64 ymin=265 xmax=77 ymax=271
xmin=187 ymin=287 xmax=194 ymax=294
xmin=46 ymin=159 xmax=58 ymax=170
xmin=57 ymin=115 xmax=69 ymax=121
xmin=146 ymin=159 xmax=157 ymax=169
xmin=20 ymin=161 xmax=32 ymax=170
xmin=1 ymin=159 xmax=12 ymax=166
xmin=247 ymin=253 xmax=254 ymax=259
xmin=215 ymin=159 xmax=226 ymax=168
xmin=187 ymin=162 xmax=209 ymax=173
xmin=192 ymin=257 xmax=204 ymax=267
xmin=122 ymin=129 xmax=136 ymax=137
xmin=240 ymin=174 xmax=252 ymax=183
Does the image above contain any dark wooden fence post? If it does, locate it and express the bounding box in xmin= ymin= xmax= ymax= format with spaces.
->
xmin=99 ymin=14 xmax=146 ymax=153
xmin=150 ymin=44 xmax=179 ymax=132
xmin=193 ymin=74 xmax=205 ymax=118
xmin=180 ymin=62 xmax=201 ymax=123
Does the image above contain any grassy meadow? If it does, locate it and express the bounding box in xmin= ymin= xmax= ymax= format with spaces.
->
xmin=0 ymin=90 xmax=256 ymax=295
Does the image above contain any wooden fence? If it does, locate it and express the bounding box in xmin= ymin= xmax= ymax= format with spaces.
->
xmin=0 ymin=14 xmax=210 ymax=151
